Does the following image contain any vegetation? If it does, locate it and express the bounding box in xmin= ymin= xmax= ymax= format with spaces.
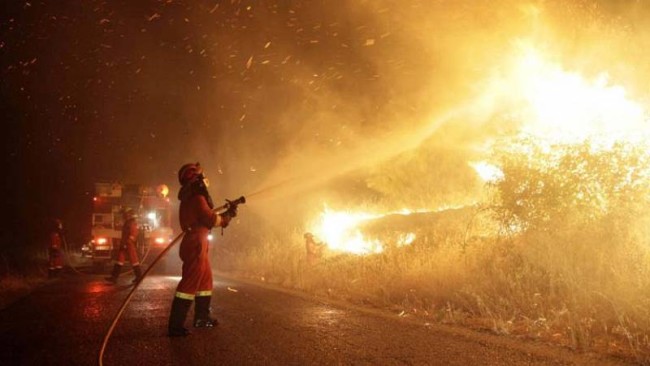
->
xmin=486 ymin=140 xmax=650 ymax=359
xmin=218 ymin=139 xmax=650 ymax=363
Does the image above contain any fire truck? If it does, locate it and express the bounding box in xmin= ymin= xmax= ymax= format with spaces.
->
xmin=88 ymin=182 xmax=174 ymax=271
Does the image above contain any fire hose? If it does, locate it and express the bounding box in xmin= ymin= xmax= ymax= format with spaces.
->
xmin=97 ymin=230 xmax=184 ymax=366
xmin=60 ymin=234 xmax=87 ymax=276
xmin=98 ymin=196 xmax=245 ymax=366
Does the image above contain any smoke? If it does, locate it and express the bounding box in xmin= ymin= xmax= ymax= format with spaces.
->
xmin=194 ymin=1 xmax=533 ymax=213
xmin=207 ymin=0 xmax=650 ymax=226
xmin=8 ymin=0 xmax=650 ymax=247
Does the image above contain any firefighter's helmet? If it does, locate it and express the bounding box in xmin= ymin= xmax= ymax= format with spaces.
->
xmin=123 ymin=208 xmax=136 ymax=220
xmin=51 ymin=218 xmax=63 ymax=231
xmin=178 ymin=162 xmax=203 ymax=185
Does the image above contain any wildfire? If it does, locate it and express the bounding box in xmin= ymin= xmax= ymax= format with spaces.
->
xmin=308 ymin=206 xmax=419 ymax=255
xmin=309 ymin=46 xmax=648 ymax=255
xmin=468 ymin=43 xmax=650 ymax=184
xmin=506 ymin=44 xmax=648 ymax=148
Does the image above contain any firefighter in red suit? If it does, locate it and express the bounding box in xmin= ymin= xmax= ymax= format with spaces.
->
xmin=304 ymin=232 xmax=325 ymax=266
xmin=168 ymin=162 xmax=235 ymax=337
xmin=48 ymin=219 xmax=65 ymax=278
xmin=105 ymin=208 xmax=143 ymax=284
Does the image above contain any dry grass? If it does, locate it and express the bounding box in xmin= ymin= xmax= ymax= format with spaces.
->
xmin=223 ymin=219 xmax=650 ymax=363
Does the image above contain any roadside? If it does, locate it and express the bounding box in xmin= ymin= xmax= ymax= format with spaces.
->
xmin=0 ymin=250 xmax=89 ymax=311
xmin=0 ymin=274 xmax=47 ymax=311
xmin=218 ymin=269 xmax=642 ymax=366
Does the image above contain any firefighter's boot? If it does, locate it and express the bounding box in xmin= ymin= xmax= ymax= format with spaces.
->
xmin=168 ymin=297 xmax=192 ymax=337
xmin=105 ymin=264 xmax=122 ymax=283
xmin=132 ymin=265 xmax=143 ymax=284
xmin=194 ymin=295 xmax=218 ymax=328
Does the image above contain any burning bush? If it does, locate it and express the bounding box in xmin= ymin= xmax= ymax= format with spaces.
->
xmin=491 ymin=138 xmax=650 ymax=235
xmin=480 ymin=138 xmax=650 ymax=354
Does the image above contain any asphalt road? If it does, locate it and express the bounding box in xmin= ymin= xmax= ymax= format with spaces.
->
xmin=0 ymin=270 xmax=634 ymax=366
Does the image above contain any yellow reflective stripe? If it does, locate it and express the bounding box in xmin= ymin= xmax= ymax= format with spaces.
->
xmin=175 ymin=292 xmax=195 ymax=300
xmin=196 ymin=291 xmax=212 ymax=297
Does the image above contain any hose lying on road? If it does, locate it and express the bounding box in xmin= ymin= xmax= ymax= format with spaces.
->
xmin=98 ymin=230 xmax=185 ymax=366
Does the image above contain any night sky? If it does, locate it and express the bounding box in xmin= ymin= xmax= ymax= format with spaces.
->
xmin=3 ymin=0 xmax=650 ymax=256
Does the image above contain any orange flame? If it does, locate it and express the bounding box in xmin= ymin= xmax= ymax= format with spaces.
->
xmin=308 ymin=205 xmax=419 ymax=255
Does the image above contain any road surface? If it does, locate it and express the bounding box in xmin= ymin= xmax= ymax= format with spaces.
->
xmin=0 ymin=271 xmax=633 ymax=365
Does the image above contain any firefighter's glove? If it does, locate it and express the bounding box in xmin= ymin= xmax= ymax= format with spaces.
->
xmin=225 ymin=205 xmax=238 ymax=218
xmin=219 ymin=213 xmax=232 ymax=228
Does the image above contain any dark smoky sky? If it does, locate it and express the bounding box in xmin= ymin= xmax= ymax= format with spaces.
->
xmin=3 ymin=0 xmax=650 ymax=248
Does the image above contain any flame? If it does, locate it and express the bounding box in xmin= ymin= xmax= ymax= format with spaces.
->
xmin=470 ymin=161 xmax=504 ymax=183
xmin=308 ymin=46 xmax=648 ymax=255
xmin=308 ymin=206 xmax=419 ymax=255
xmin=506 ymin=45 xmax=648 ymax=147
xmin=397 ymin=232 xmax=416 ymax=247
xmin=313 ymin=208 xmax=383 ymax=254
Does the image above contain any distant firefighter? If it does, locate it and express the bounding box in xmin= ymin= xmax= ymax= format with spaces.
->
xmin=304 ymin=232 xmax=326 ymax=266
xmin=47 ymin=219 xmax=65 ymax=278
xmin=105 ymin=208 xmax=143 ymax=284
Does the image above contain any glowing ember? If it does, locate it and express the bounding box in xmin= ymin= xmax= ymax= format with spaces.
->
xmin=308 ymin=206 xmax=419 ymax=255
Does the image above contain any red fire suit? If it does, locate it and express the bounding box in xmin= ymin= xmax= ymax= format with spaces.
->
xmin=305 ymin=236 xmax=324 ymax=266
xmin=116 ymin=217 xmax=140 ymax=266
xmin=48 ymin=230 xmax=64 ymax=270
xmin=174 ymin=194 xmax=225 ymax=300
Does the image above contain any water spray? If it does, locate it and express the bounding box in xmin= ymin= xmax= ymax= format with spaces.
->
xmin=244 ymin=177 xmax=301 ymax=201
